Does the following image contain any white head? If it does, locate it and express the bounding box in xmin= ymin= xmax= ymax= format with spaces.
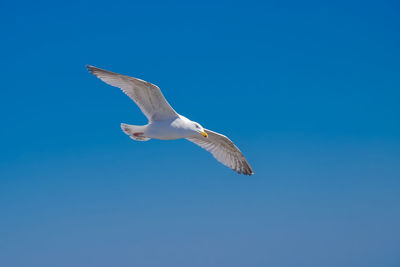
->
xmin=190 ymin=121 xmax=208 ymax=138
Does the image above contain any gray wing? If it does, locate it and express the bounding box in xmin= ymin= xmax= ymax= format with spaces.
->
xmin=87 ymin=65 xmax=178 ymax=121
xmin=187 ymin=129 xmax=254 ymax=175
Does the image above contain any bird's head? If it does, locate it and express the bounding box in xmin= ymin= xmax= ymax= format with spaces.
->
xmin=191 ymin=122 xmax=208 ymax=138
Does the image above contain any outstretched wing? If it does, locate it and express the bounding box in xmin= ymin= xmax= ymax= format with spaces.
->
xmin=87 ymin=65 xmax=178 ymax=121
xmin=187 ymin=129 xmax=254 ymax=175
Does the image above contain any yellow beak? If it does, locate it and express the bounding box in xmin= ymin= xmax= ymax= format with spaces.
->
xmin=200 ymin=131 xmax=208 ymax=138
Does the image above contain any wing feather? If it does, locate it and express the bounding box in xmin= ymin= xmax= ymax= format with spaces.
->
xmin=187 ymin=129 xmax=254 ymax=175
xmin=87 ymin=65 xmax=178 ymax=121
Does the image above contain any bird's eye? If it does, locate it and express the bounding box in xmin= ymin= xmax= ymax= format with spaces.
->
xmin=195 ymin=124 xmax=200 ymax=128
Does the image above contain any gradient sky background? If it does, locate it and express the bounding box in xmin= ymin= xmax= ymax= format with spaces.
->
xmin=1 ymin=1 xmax=399 ymax=266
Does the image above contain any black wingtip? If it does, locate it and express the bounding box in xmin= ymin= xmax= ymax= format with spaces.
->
xmin=235 ymin=168 xmax=254 ymax=176
xmin=86 ymin=64 xmax=95 ymax=73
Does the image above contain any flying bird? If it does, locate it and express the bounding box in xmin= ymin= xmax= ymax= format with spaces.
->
xmin=87 ymin=65 xmax=254 ymax=175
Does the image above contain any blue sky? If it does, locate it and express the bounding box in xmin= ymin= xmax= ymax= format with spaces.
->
xmin=1 ymin=1 xmax=399 ymax=266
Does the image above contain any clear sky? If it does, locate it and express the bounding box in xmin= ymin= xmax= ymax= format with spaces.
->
xmin=1 ymin=1 xmax=399 ymax=266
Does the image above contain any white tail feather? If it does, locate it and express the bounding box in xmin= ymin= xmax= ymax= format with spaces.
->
xmin=120 ymin=123 xmax=150 ymax=141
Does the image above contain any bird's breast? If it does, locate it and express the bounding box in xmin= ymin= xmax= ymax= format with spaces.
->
xmin=145 ymin=120 xmax=192 ymax=140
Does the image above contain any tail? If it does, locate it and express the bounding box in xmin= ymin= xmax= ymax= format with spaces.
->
xmin=121 ymin=123 xmax=150 ymax=141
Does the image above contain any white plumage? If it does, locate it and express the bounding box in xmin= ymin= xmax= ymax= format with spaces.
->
xmin=87 ymin=65 xmax=254 ymax=175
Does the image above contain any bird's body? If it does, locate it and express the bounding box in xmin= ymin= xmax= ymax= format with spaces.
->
xmin=124 ymin=115 xmax=200 ymax=140
xmin=87 ymin=65 xmax=254 ymax=175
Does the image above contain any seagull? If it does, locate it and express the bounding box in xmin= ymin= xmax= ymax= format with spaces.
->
xmin=87 ymin=65 xmax=254 ymax=175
